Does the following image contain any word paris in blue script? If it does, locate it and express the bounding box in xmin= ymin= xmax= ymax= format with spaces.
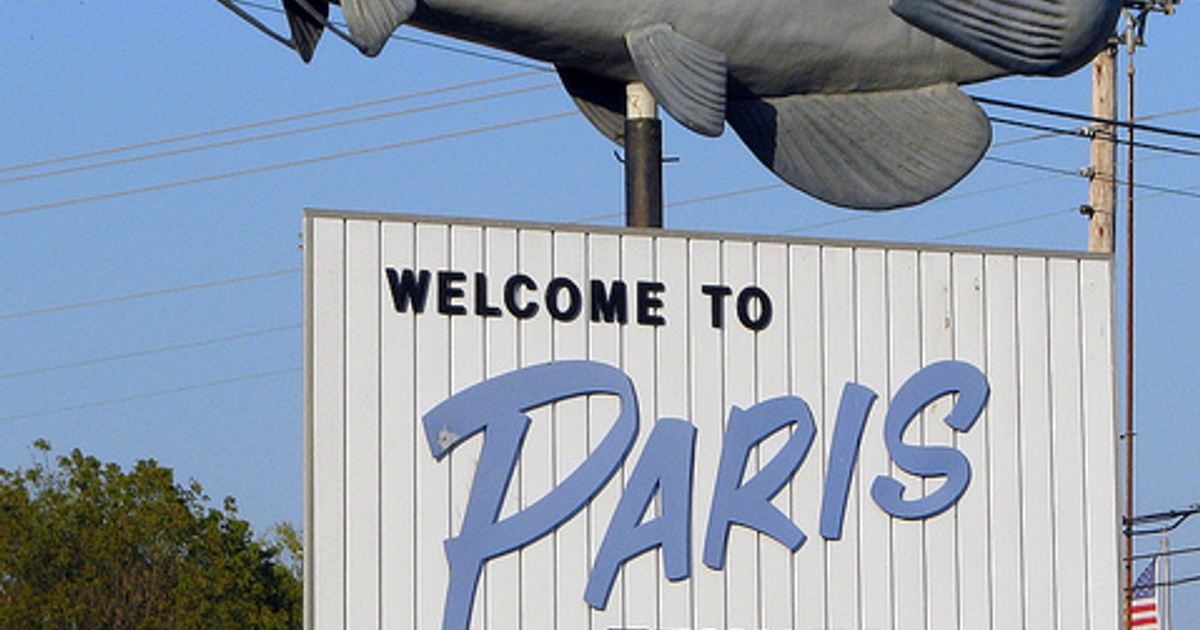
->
xmin=422 ymin=360 xmax=990 ymax=630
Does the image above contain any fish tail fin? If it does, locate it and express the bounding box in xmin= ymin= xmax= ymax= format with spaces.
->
xmin=891 ymin=0 xmax=1120 ymax=75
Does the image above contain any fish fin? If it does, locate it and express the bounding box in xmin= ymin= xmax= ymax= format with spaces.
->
xmin=283 ymin=0 xmax=328 ymax=63
xmin=340 ymin=0 xmax=415 ymax=56
xmin=890 ymin=0 xmax=1119 ymax=74
xmin=625 ymin=24 xmax=726 ymax=137
xmin=557 ymin=67 xmax=626 ymax=146
xmin=726 ymin=84 xmax=991 ymax=210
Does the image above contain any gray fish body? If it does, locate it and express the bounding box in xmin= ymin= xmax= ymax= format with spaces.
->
xmin=226 ymin=0 xmax=1119 ymax=209
xmin=410 ymin=0 xmax=1005 ymax=95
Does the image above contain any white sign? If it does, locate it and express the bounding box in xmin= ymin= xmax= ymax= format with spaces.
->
xmin=305 ymin=211 xmax=1119 ymax=630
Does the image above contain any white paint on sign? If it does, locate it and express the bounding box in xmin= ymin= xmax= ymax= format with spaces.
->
xmin=305 ymin=212 xmax=1119 ymax=630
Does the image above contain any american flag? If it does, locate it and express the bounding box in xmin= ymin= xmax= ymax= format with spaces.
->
xmin=1131 ymin=558 xmax=1160 ymax=629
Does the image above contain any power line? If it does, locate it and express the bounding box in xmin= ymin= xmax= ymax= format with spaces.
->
xmin=984 ymin=155 xmax=1081 ymax=177
xmin=990 ymin=116 xmax=1200 ymax=158
xmin=1126 ymin=573 xmax=1200 ymax=592
xmin=564 ymin=211 xmax=622 ymax=225
xmin=232 ymin=0 xmax=554 ymax=72
xmin=985 ymin=155 xmax=1200 ymax=200
xmin=1139 ymin=105 xmax=1200 ymax=122
xmin=15 ymin=176 xmax=1072 ymax=331
xmin=0 ymin=324 xmax=300 ymax=379
xmin=979 ymin=109 xmax=1200 ymax=150
xmin=930 ymin=172 xmax=1200 ymax=242
xmin=987 ymin=106 xmax=1200 ymax=148
xmin=931 ymin=207 xmax=1076 ymax=241
xmin=782 ymin=214 xmax=866 ymax=234
xmin=801 ymin=176 xmax=1195 ymax=243
xmin=0 ymin=111 xmax=575 ymax=219
xmin=1128 ymin=544 xmax=1200 ymax=562
xmin=566 ymin=172 xmax=1072 ymax=235
xmin=993 ymin=129 xmax=1062 ymax=148
xmin=667 ymin=183 xmax=787 ymax=208
xmin=8 ymin=17 xmax=1192 ymax=231
xmin=0 ymin=83 xmax=556 ymax=186
xmin=0 ymin=367 xmax=300 ymax=422
xmin=990 ymin=117 xmax=1091 ymax=141
xmin=565 ymin=183 xmax=791 ymax=225
xmin=975 ymin=96 xmax=1200 ymax=142
xmin=779 ymin=173 xmax=1065 ymax=235
xmin=0 ymin=71 xmax=543 ymax=176
xmin=237 ymin=0 xmax=1200 ymax=152
xmin=1125 ymin=179 xmax=1200 ymax=201
xmin=0 ymin=268 xmax=299 ymax=322
xmin=234 ymin=0 xmax=1200 ymax=157
xmin=569 ymin=149 xmax=1194 ymax=240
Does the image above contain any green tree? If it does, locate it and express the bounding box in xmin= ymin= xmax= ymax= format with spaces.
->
xmin=0 ymin=440 xmax=302 ymax=629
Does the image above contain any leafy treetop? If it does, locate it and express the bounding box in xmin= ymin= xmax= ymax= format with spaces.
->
xmin=0 ymin=440 xmax=302 ymax=629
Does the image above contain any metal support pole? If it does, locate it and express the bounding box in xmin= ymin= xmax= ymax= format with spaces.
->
xmin=1122 ymin=15 xmax=1138 ymax=629
xmin=624 ymin=82 xmax=663 ymax=229
xmin=1161 ymin=537 xmax=1171 ymax=630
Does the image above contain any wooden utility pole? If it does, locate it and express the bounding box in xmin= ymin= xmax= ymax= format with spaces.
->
xmin=624 ymin=82 xmax=663 ymax=229
xmin=1089 ymin=46 xmax=1118 ymax=254
xmin=1087 ymin=41 xmax=1134 ymax=629
xmin=1088 ymin=40 xmax=1126 ymax=628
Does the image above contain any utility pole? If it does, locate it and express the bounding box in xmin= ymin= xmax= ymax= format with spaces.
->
xmin=1088 ymin=38 xmax=1132 ymax=625
xmin=624 ymin=82 xmax=663 ymax=229
xmin=1087 ymin=34 xmax=1130 ymax=627
xmin=1088 ymin=47 xmax=1118 ymax=254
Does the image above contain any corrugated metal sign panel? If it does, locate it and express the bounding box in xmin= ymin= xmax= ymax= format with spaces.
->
xmin=305 ymin=212 xmax=1119 ymax=630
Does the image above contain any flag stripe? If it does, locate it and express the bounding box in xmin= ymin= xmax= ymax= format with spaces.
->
xmin=1129 ymin=559 xmax=1160 ymax=630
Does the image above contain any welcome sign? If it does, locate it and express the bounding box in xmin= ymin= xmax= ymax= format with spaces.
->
xmin=305 ymin=211 xmax=1120 ymax=630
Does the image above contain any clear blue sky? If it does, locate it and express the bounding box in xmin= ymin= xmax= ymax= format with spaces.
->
xmin=2 ymin=0 xmax=1197 ymax=622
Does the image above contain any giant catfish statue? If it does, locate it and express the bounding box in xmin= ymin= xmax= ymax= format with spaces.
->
xmin=218 ymin=0 xmax=1119 ymax=209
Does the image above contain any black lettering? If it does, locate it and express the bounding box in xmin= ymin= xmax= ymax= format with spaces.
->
xmin=474 ymin=272 xmax=502 ymax=317
xmin=636 ymin=281 xmax=666 ymax=326
xmin=736 ymin=286 xmax=772 ymax=331
xmin=385 ymin=268 xmax=431 ymax=313
xmin=701 ymin=284 xmax=733 ymax=328
xmin=590 ymin=280 xmax=628 ymax=324
xmin=504 ymin=274 xmax=539 ymax=319
xmin=437 ymin=270 xmax=468 ymax=316
xmin=546 ymin=277 xmax=583 ymax=322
